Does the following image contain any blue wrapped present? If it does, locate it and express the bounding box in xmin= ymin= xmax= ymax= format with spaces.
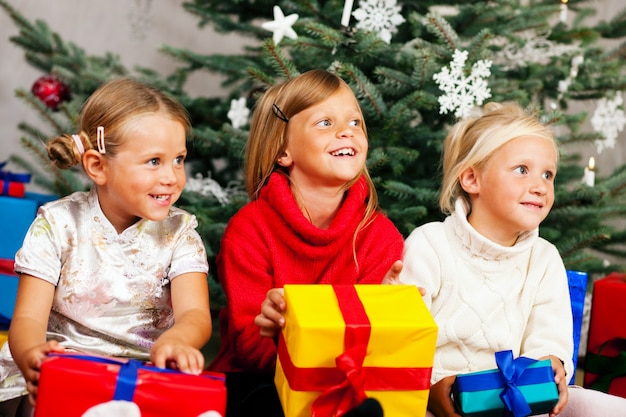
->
xmin=0 ymin=273 xmax=18 ymax=325
xmin=452 ymin=350 xmax=558 ymax=417
xmin=0 ymin=192 xmax=57 ymax=259
xmin=566 ymin=269 xmax=588 ymax=384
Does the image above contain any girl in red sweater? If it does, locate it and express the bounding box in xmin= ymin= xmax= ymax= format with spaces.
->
xmin=209 ymin=69 xmax=404 ymax=417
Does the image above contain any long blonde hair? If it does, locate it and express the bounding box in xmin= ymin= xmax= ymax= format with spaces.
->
xmin=439 ymin=102 xmax=557 ymax=214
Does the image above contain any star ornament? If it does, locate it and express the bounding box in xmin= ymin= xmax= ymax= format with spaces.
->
xmin=262 ymin=5 xmax=299 ymax=44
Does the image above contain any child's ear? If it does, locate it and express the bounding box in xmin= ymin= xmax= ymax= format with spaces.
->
xmin=459 ymin=167 xmax=480 ymax=194
xmin=82 ymin=150 xmax=108 ymax=185
xmin=276 ymin=150 xmax=293 ymax=167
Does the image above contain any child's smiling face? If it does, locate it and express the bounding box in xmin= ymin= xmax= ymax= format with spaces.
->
xmin=277 ymin=84 xmax=367 ymax=192
xmin=96 ymin=112 xmax=187 ymax=233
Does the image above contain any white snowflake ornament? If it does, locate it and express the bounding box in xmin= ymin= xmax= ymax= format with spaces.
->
xmin=352 ymin=0 xmax=405 ymax=44
xmin=591 ymin=93 xmax=626 ymax=154
xmin=186 ymin=173 xmax=232 ymax=205
xmin=433 ymin=49 xmax=492 ymax=118
xmin=261 ymin=6 xmax=298 ymax=44
xmin=492 ymin=32 xmax=580 ymax=71
xmin=227 ymin=97 xmax=250 ymax=129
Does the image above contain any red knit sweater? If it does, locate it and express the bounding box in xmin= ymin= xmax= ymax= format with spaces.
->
xmin=208 ymin=173 xmax=404 ymax=375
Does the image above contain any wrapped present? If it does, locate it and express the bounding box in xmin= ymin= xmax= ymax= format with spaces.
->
xmin=452 ymin=350 xmax=558 ymax=417
xmin=275 ymin=284 xmax=438 ymax=417
xmin=0 ymin=273 xmax=18 ymax=324
xmin=34 ymin=353 xmax=227 ymax=417
xmin=566 ymin=269 xmax=588 ymax=384
xmin=0 ymin=161 xmax=31 ymax=198
xmin=0 ymin=192 xmax=57 ymax=259
xmin=584 ymin=338 xmax=626 ymax=395
xmin=0 ymin=331 xmax=7 ymax=347
xmin=0 ymin=180 xmax=26 ymax=198
xmin=584 ymin=272 xmax=626 ymax=397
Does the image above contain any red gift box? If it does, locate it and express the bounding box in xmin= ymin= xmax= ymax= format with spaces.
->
xmin=584 ymin=273 xmax=626 ymax=398
xmin=0 ymin=162 xmax=30 ymax=198
xmin=34 ymin=353 xmax=227 ymax=417
xmin=0 ymin=180 xmax=25 ymax=198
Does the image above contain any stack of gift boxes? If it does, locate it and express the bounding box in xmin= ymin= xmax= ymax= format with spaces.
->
xmin=0 ymin=163 xmax=56 ymax=345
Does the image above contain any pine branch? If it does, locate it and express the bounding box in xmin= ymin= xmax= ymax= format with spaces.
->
xmin=426 ymin=12 xmax=460 ymax=52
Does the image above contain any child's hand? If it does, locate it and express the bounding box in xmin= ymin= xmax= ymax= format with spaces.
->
xmin=381 ymin=260 xmax=427 ymax=296
xmin=150 ymin=339 xmax=205 ymax=375
xmin=254 ymin=288 xmax=286 ymax=338
xmin=427 ymin=375 xmax=462 ymax=417
xmin=21 ymin=340 xmax=65 ymax=405
xmin=540 ymin=355 xmax=569 ymax=416
xmin=382 ymin=260 xmax=403 ymax=284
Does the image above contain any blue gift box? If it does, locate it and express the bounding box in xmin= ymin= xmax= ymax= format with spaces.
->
xmin=566 ymin=269 xmax=588 ymax=384
xmin=0 ymin=273 xmax=18 ymax=325
xmin=0 ymin=192 xmax=57 ymax=259
xmin=452 ymin=350 xmax=559 ymax=417
xmin=0 ymin=192 xmax=56 ymax=324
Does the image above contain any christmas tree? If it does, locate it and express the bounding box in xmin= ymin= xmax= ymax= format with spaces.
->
xmin=2 ymin=0 xmax=626 ymax=310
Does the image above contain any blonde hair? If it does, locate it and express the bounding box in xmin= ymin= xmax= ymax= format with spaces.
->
xmin=47 ymin=77 xmax=191 ymax=169
xmin=439 ymin=102 xmax=557 ymax=214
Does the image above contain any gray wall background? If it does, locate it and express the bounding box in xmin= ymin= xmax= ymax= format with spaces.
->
xmin=0 ymin=0 xmax=624 ymax=184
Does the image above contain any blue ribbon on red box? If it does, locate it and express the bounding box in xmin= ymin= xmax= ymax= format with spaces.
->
xmin=49 ymin=353 xmax=225 ymax=401
xmin=0 ymin=161 xmax=31 ymax=196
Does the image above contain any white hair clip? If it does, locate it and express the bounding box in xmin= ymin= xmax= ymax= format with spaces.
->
xmin=72 ymin=134 xmax=85 ymax=156
xmin=97 ymin=126 xmax=106 ymax=154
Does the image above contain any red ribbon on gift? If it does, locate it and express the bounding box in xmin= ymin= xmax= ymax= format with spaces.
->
xmin=0 ymin=259 xmax=16 ymax=276
xmin=277 ymin=285 xmax=432 ymax=417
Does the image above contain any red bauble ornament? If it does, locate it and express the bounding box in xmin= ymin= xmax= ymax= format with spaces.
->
xmin=31 ymin=74 xmax=70 ymax=110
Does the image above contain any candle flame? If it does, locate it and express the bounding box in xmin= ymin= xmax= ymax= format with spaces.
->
xmin=588 ymin=156 xmax=595 ymax=171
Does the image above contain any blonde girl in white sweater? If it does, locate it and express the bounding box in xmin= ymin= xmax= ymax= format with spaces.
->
xmin=398 ymin=102 xmax=626 ymax=417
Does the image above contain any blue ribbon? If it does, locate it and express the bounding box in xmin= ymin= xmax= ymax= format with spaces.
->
xmin=496 ymin=350 xmax=536 ymax=417
xmin=48 ymin=353 xmax=225 ymax=402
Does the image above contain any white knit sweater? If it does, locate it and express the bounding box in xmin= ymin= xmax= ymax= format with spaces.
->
xmin=400 ymin=199 xmax=574 ymax=384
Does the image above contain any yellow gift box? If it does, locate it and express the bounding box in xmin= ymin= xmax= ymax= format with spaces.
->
xmin=0 ymin=331 xmax=7 ymax=348
xmin=275 ymin=284 xmax=438 ymax=417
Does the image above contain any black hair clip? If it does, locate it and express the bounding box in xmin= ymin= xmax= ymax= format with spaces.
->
xmin=272 ymin=104 xmax=289 ymax=123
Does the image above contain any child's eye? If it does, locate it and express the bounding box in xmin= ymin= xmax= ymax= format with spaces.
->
xmin=316 ymin=119 xmax=331 ymax=127
xmin=513 ymin=166 xmax=527 ymax=174
xmin=174 ymin=155 xmax=185 ymax=166
xmin=148 ymin=158 xmax=160 ymax=166
xmin=349 ymin=119 xmax=361 ymax=127
xmin=542 ymin=171 xmax=555 ymax=180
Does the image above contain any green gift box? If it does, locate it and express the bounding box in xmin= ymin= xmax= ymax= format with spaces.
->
xmin=452 ymin=350 xmax=558 ymax=417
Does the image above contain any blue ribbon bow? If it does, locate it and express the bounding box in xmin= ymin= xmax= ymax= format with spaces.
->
xmin=496 ymin=350 xmax=536 ymax=417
